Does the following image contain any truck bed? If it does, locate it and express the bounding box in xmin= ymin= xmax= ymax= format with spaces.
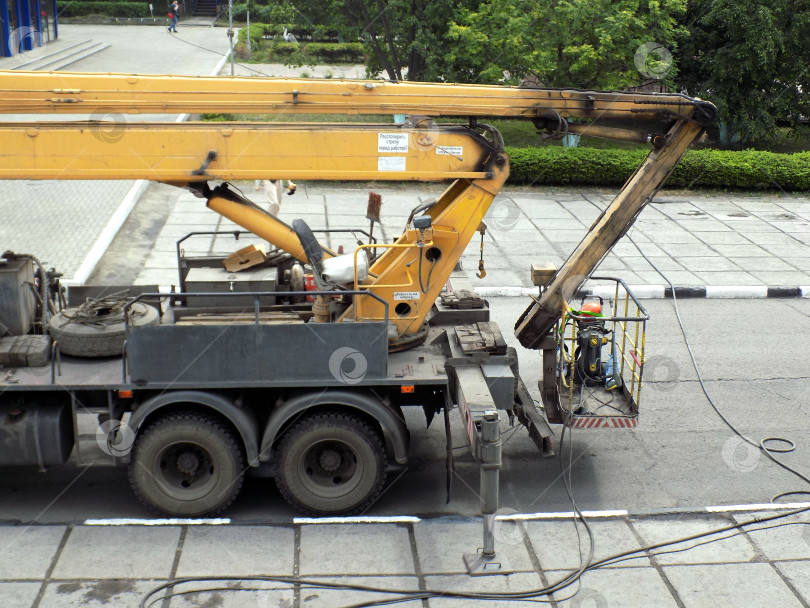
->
xmin=1 ymin=326 xmax=455 ymax=392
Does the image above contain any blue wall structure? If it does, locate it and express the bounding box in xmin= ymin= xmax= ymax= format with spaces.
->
xmin=1 ymin=0 xmax=56 ymax=58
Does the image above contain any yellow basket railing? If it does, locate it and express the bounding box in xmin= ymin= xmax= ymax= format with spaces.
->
xmin=556 ymin=276 xmax=650 ymax=421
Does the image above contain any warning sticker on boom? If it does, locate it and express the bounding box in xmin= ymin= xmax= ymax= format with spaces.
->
xmin=437 ymin=146 xmax=463 ymax=156
xmin=378 ymin=157 xmax=406 ymax=172
xmin=378 ymin=133 xmax=409 ymax=153
xmin=394 ymin=291 xmax=419 ymax=301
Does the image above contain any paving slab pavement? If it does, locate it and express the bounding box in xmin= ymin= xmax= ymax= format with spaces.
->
xmin=90 ymin=182 xmax=810 ymax=297
xmin=3 ymin=508 xmax=810 ymax=607
xmin=0 ymin=23 xmax=231 ymax=282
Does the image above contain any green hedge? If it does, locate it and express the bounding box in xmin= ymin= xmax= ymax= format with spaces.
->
xmin=506 ymin=147 xmax=810 ymax=190
xmin=236 ymin=23 xmax=267 ymax=49
xmin=227 ymin=13 xmax=342 ymax=41
xmin=303 ymin=42 xmax=364 ymax=63
xmin=236 ymin=25 xmax=364 ymax=62
xmin=268 ymin=41 xmax=300 ymax=57
xmin=60 ymin=1 xmax=149 ymax=16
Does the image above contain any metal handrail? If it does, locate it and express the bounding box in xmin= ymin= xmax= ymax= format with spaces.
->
xmin=175 ymin=229 xmax=379 ymax=293
xmin=557 ymin=276 xmax=648 ymax=416
xmin=565 ymin=275 xmax=650 ymax=323
xmin=176 ymin=228 xmax=376 ymax=256
xmin=123 ymin=289 xmax=389 ymax=330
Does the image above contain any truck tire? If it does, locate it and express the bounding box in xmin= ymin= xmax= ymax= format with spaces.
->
xmin=275 ymin=411 xmax=387 ymax=515
xmin=128 ymin=411 xmax=245 ymax=517
xmin=48 ymin=302 xmax=159 ymax=358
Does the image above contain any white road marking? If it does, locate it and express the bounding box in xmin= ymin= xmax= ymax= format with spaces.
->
xmin=84 ymin=518 xmax=231 ymax=525
xmin=499 ymin=510 xmax=629 ymax=520
xmin=706 ymin=285 xmax=768 ymax=298
xmin=294 ymin=516 xmax=421 ymax=524
xmin=79 ymin=502 xmax=810 ymax=527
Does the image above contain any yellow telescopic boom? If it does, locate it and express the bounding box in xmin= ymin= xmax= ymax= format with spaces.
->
xmin=0 ymin=70 xmax=716 ymax=344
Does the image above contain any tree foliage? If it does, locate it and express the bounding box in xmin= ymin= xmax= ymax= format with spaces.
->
xmin=285 ymin=0 xmax=687 ymax=87
xmin=248 ymin=0 xmax=809 ymax=146
xmin=444 ymin=0 xmax=687 ymax=88
xmin=338 ymin=0 xmax=465 ymax=81
xmin=675 ymin=0 xmax=810 ymax=143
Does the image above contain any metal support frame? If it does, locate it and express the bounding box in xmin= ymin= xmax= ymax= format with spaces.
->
xmin=18 ymin=0 xmax=31 ymax=52
xmin=446 ymin=355 xmax=510 ymax=576
xmin=462 ymin=411 xmax=505 ymax=575
xmin=515 ymin=119 xmax=706 ymax=348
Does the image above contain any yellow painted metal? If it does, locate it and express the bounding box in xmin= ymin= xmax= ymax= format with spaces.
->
xmin=0 ymin=122 xmax=490 ymax=182
xmin=562 ymin=302 xmax=577 ymax=408
xmin=620 ymin=288 xmax=630 ymax=379
xmin=0 ymin=89 xmax=505 ymax=338
xmin=0 ymin=70 xmax=705 ymax=121
xmin=206 ymin=193 xmax=331 ymax=264
xmin=638 ymin=319 xmax=647 ymax=408
xmin=349 ymin=241 xmax=426 ymax=325
xmin=343 ymin=157 xmax=509 ymax=335
xmin=0 ymin=70 xmax=713 ymax=343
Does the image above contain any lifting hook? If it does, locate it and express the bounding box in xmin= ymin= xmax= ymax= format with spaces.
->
xmin=476 ymin=221 xmax=487 ymax=279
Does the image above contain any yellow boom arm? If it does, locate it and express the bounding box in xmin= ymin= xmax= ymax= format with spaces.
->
xmin=0 ymin=70 xmax=716 ymax=344
xmin=1 ymin=70 xmax=703 ymax=120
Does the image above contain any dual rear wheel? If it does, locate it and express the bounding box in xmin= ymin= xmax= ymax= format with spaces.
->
xmin=128 ymin=411 xmax=245 ymax=516
xmin=127 ymin=410 xmax=387 ymax=517
xmin=274 ymin=412 xmax=387 ymax=516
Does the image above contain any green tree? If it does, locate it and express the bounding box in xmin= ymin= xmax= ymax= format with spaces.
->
xmin=444 ymin=0 xmax=687 ymax=88
xmin=228 ymin=1 xmax=296 ymax=26
xmin=340 ymin=0 xmax=467 ymax=81
xmin=675 ymin=0 xmax=810 ymax=143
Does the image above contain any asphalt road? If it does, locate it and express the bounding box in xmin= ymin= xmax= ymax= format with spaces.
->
xmin=1 ymin=297 xmax=808 ymax=525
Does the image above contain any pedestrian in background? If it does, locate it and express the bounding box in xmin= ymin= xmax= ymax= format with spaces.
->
xmin=255 ymin=179 xmax=296 ymax=217
xmin=167 ymin=0 xmax=179 ymax=32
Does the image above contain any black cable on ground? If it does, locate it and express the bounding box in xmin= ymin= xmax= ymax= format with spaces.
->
xmin=140 ymin=504 xmax=810 ymax=607
xmin=141 ymin=197 xmax=810 ymax=607
xmin=579 ymin=193 xmax=810 ymax=499
xmin=556 ymin=424 xmax=595 ymax=594
xmin=624 ymin=232 xmax=810 ymax=497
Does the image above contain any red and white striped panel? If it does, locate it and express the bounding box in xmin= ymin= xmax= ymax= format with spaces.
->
xmin=568 ymin=416 xmax=638 ymax=429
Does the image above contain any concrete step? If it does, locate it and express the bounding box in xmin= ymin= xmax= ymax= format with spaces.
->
xmin=181 ymin=16 xmax=219 ymax=25
xmin=12 ymin=39 xmax=110 ymax=71
xmin=11 ymin=38 xmax=93 ymax=70
xmin=193 ymin=1 xmax=221 ymax=17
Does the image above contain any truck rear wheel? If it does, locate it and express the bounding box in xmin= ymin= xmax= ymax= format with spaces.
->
xmin=275 ymin=412 xmax=387 ymax=515
xmin=128 ymin=411 xmax=245 ymax=516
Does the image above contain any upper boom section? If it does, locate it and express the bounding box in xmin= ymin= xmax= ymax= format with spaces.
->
xmin=0 ymin=71 xmax=715 ymax=124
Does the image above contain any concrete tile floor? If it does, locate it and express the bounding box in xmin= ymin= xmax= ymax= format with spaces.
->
xmin=93 ymin=184 xmax=810 ymax=291
xmin=3 ymin=512 xmax=810 ymax=607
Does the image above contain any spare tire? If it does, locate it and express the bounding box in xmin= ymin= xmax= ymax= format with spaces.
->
xmin=48 ymin=302 xmax=160 ymax=358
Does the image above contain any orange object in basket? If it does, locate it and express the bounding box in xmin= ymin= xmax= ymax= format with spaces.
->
xmin=582 ymin=300 xmax=602 ymax=314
